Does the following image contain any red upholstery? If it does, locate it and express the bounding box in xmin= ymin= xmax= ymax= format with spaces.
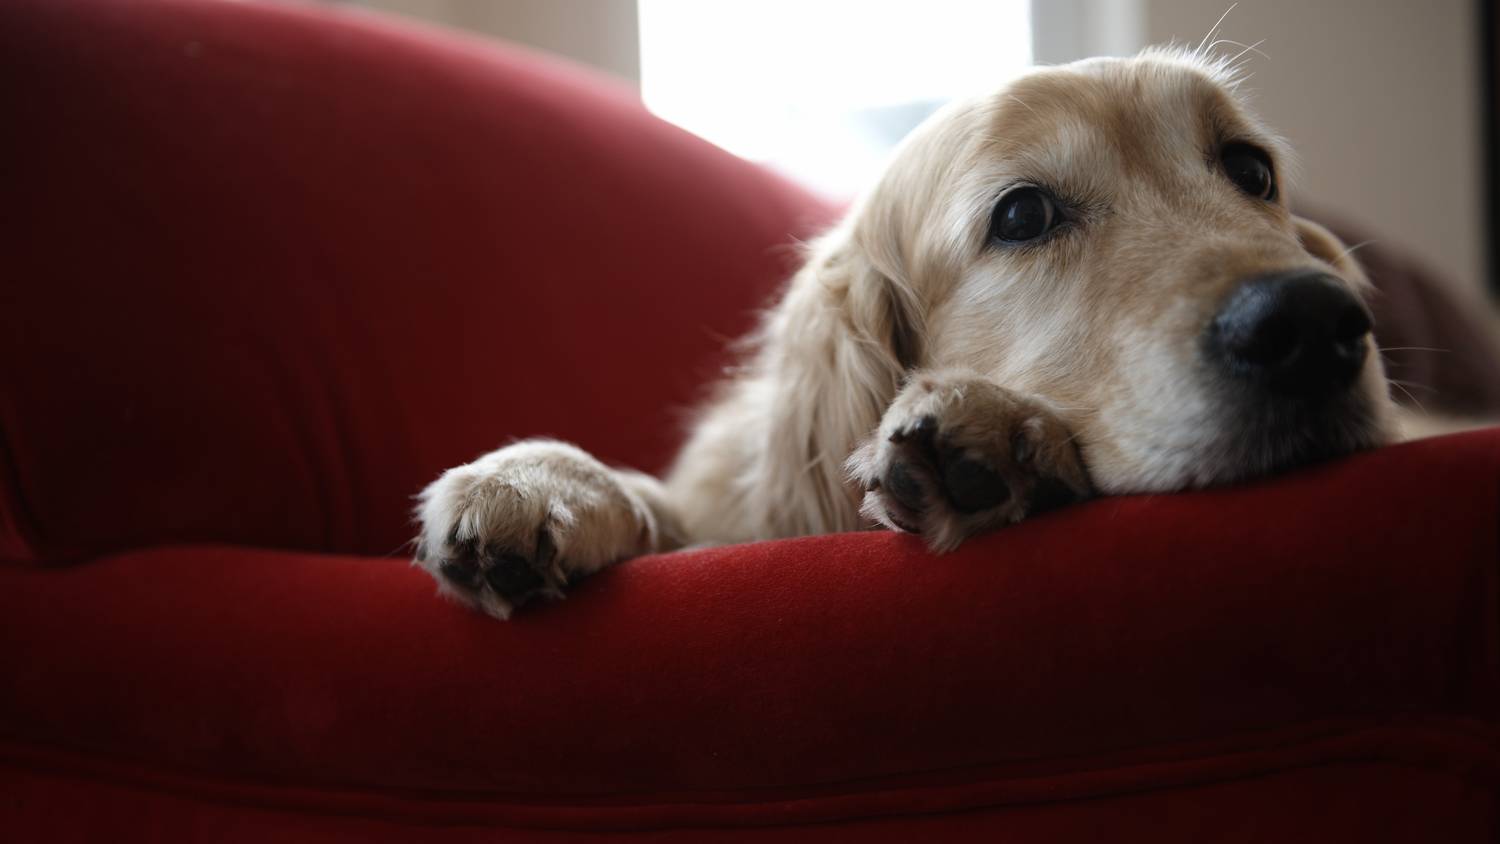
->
xmin=2 ymin=0 xmax=1499 ymax=840
xmin=4 ymin=432 xmax=1500 ymax=840
xmin=0 ymin=0 xmax=833 ymax=565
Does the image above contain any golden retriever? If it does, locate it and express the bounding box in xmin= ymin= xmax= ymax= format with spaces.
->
xmin=413 ymin=47 xmax=1402 ymax=619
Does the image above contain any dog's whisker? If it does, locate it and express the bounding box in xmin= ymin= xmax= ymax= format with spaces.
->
xmin=1340 ymin=239 xmax=1378 ymax=256
xmin=1389 ymin=380 xmax=1428 ymax=413
xmin=1223 ymin=38 xmax=1269 ymax=69
xmin=1387 ymin=378 xmax=1438 ymax=393
xmin=1197 ymin=3 xmax=1239 ymax=56
xmin=1207 ymin=38 xmax=1270 ymax=65
xmin=1378 ymin=346 xmax=1451 ymax=354
xmin=1331 ymin=239 xmax=1377 ymax=264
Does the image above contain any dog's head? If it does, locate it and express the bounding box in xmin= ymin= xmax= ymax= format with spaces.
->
xmin=842 ymin=49 xmax=1395 ymax=493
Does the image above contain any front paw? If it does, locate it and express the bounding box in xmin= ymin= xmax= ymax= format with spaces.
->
xmin=413 ymin=440 xmax=653 ymax=619
xmin=848 ymin=375 xmax=1092 ymax=552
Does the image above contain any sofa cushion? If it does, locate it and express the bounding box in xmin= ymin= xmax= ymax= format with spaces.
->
xmin=4 ymin=430 xmax=1498 ymax=833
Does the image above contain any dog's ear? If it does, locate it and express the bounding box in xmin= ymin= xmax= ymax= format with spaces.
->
xmin=1294 ymin=215 xmax=1371 ymax=290
xmin=829 ymin=238 xmax=924 ymax=371
xmin=748 ymin=223 xmax=926 ymax=533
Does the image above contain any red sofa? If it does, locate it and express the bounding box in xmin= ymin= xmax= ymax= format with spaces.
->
xmin=3 ymin=1 xmax=1499 ymax=840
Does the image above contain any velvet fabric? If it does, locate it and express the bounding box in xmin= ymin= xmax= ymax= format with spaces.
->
xmin=4 ymin=432 xmax=1500 ymax=839
xmin=0 ymin=0 xmax=834 ymax=565
xmin=2 ymin=0 xmax=1499 ymax=840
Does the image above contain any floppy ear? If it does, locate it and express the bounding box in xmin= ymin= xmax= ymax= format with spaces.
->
xmin=1294 ymin=215 xmax=1372 ymax=291
xmin=745 ymin=221 xmax=926 ymax=533
xmin=833 ymin=236 xmax=926 ymax=371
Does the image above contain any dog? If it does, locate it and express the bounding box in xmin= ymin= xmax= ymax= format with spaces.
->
xmin=412 ymin=47 xmax=1403 ymax=619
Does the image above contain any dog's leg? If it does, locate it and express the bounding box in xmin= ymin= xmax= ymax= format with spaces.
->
xmin=412 ymin=440 xmax=684 ymax=619
xmin=847 ymin=371 xmax=1092 ymax=552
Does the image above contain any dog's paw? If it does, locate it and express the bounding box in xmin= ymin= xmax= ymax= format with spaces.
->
xmin=848 ymin=374 xmax=1092 ymax=552
xmin=413 ymin=440 xmax=657 ymax=619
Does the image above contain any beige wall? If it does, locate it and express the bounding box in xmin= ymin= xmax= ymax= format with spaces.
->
xmin=352 ymin=0 xmax=639 ymax=82
xmin=1141 ymin=0 xmax=1485 ymax=293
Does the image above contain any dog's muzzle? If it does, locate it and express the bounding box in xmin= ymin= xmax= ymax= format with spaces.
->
xmin=1204 ymin=270 xmax=1373 ymax=397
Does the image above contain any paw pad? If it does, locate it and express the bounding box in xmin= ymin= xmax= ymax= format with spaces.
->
xmin=855 ymin=379 xmax=1092 ymax=551
xmin=942 ymin=455 xmax=1010 ymax=513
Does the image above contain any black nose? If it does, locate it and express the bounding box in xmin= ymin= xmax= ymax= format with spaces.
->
xmin=1205 ymin=270 xmax=1373 ymax=397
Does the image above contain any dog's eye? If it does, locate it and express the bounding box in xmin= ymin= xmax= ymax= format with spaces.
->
xmin=1221 ymin=143 xmax=1276 ymax=200
xmin=990 ymin=187 xmax=1059 ymax=243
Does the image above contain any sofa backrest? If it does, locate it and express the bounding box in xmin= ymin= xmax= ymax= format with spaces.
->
xmin=0 ymin=0 xmax=836 ymax=563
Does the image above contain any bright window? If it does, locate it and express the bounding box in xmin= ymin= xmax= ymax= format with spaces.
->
xmin=638 ymin=0 xmax=1033 ymax=198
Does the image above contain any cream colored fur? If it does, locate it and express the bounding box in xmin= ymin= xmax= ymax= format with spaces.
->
xmin=415 ymin=48 xmax=1412 ymax=619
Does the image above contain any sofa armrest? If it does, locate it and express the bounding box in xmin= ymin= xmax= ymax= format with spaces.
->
xmin=4 ymin=430 xmax=1498 ymax=831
